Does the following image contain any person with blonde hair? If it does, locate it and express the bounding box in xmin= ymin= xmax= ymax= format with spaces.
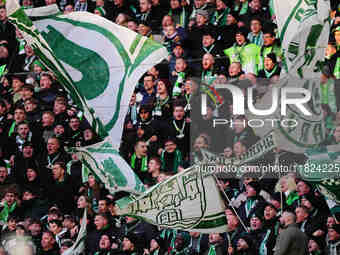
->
xmin=275 ymin=175 xmax=299 ymax=210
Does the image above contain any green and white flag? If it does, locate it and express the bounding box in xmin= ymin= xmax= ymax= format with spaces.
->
xmin=63 ymin=209 xmax=87 ymax=255
xmin=6 ymin=3 xmax=168 ymax=148
xmin=246 ymin=77 xmax=326 ymax=153
xmin=273 ymin=0 xmax=330 ymax=78
xmin=73 ymin=139 xmax=145 ymax=195
xmin=116 ymin=165 xmax=228 ymax=233
xmin=246 ymin=0 xmax=330 ymax=153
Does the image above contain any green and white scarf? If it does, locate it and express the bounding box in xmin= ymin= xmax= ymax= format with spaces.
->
xmin=130 ymin=153 xmax=148 ymax=172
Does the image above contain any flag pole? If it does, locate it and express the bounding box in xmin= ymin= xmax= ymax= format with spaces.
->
xmin=212 ymin=173 xmax=249 ymax=233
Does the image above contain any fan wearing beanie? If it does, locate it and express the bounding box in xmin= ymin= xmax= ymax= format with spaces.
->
xmin=238 ymin=181 xmax=267 ymax=227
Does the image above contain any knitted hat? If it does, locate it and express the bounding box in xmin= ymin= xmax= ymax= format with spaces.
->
xmin=247 ymin=181 xmax=261 ymax=194
xmin=95 ymin=7 xmax=106 ymax=17
xmin=196 ymin=9 xmax=209 ymax=19
xmin=33 ymin=60 xmax=45 ymax=70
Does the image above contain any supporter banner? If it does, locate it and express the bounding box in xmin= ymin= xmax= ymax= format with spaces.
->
xmin=273 ymin=0 xmax=330 ymax=77
xmin=73 ymin=139 xmax=145 ymax=195
xmin=116 ymin=165 xmax=228 ymax=233
xmin=6 ymin=2 xmax=168 ymax=148
xmin=238 ymin=131 xmax=277 ymax=165
xmin=63 ymin=209 xmax=87 ymax=255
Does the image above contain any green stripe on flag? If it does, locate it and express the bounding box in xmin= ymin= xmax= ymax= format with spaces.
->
xmin=129 ymin=34 xmax=142 ymax=54
xmin=280 ymin=0 xmax=303 ymax=42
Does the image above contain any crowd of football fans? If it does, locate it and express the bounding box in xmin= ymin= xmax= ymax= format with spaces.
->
xmin=0 ymin=0 xmax=339 ymax=254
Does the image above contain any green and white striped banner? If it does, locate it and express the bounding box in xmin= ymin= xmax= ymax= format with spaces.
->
xmin=6 ymin=2 xmax=168 ymax=148
xmin=116 ymin=165 xmax=228 ymax=233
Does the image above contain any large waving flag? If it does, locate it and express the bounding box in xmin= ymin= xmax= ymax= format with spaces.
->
xmin=274 ymin=0 xmax=330 ymax=78
xmin=7 ymin=2 xmax=168 ymax=148
xmin=73 ymin=139 xmax=145 ymax=195
xmin=246 ymin=0 xmax=330 ymax=153
xmin=116 ymin=165 xmax=228 ymax=233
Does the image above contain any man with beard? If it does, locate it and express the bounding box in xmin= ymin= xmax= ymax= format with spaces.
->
xmin=224 ymin=27 xmax=261 ymax=75
xmin=273 ymin=211 xmax=308 ymax=255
